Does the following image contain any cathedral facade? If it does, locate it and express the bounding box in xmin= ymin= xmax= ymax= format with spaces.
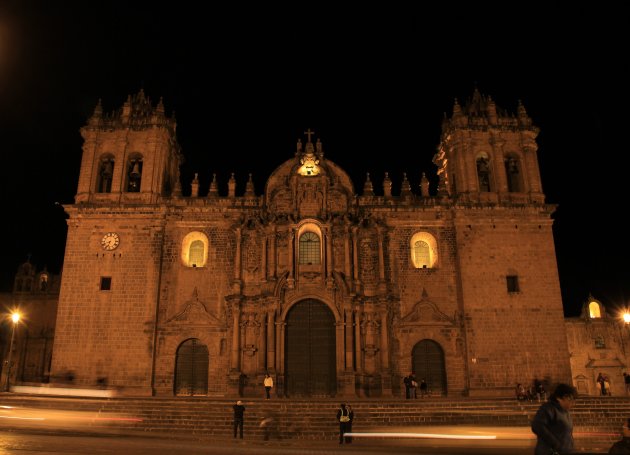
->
xmin=50 ymin=90 xmax=572 ymax=397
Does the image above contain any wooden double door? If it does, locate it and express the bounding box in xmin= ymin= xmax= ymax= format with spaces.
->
xmin=284 ymin=299 xmax=336 ymax=397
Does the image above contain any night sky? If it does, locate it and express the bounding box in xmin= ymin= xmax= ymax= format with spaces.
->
xmin=0 ymin=4 xmax=627 ymax=317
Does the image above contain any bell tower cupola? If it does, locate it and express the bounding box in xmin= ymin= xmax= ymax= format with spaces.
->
xmin=75 ymin=90 xmax=182 ymax=204
xmin=434 ymin=88 xmax=544 ymax=205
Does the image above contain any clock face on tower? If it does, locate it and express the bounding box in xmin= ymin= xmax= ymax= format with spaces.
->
xmin=101 ymin=232 xmax=120 ymax=250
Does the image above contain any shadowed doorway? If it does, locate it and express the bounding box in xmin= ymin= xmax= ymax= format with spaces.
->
xmin=285 ymin=299 xmax=336 ymax=397
xmin=174 ymin=338 xmax=208 ymax=396
xmin=412 ymin=339 xmax=447 ymax=396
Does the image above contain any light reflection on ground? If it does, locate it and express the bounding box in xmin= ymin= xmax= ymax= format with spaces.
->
xmin=0 ymin=405 xmax=141 ymax=431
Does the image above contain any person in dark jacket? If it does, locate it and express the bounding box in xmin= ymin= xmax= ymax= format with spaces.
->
xmin=233 ymin=400 xmax=245 ymax=439
xmin=609 ymin=417 xmax=630 ymax=454
xmin=336 ymin=403 xmax=352 ymax=444
xmin=531 ymin=383 xmax=577 ymax=455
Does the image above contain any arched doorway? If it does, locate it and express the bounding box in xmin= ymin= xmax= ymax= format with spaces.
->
xmin=412 ymin=339 xmax=447 ymax=396
xmin=174 ymin=338 xmax=208 ymax=396
xmin=285 ymin=299 xmax=336 ymax=397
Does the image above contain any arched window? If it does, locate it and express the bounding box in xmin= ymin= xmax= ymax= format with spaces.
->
xmin=413 ymin=241 xmax=431 ymax=267
xmin=299 ymin=232 xmax=321 ymax=265
xmin=97 ymin=155 xmax=114 ymax=193
xmin=181 ymin=231 xmax=209 ymax=267
xmin=410 ymin=232 xmax=438 ymax=268
xmin=505 ymin=155 xmax=522 ymax=192
xmin=126 ymin=155 xmax=143 ymax=192
xmin=588 ymin=301 xmax=602 ymax=318
xmin=476 ymin=153 xmax=491 ymax=192
xmin=189 ymin=240 xmax=204 ymax=267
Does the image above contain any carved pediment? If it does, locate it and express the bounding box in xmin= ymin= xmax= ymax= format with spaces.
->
xmin=167 ymin=288 xmax=223 ymax=327
xmin=399 ymin=292 xmax=455 ymax=327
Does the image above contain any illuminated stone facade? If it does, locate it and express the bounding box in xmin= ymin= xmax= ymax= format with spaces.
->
xmin=566 ymin=297 xmax=630 ymax=396
xmin=0 ymin=262 xmax=59 ymax=387
xmin=49 ymin=89 xmax=572 ymax=397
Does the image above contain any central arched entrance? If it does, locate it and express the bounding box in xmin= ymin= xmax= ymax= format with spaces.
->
xmin=412 ymin=339 xmax=447 ymax=396
xmin=285 ymin=299 xmax=336 ymax=397
xmin=174 ymin=338 xmax=208 ymax=396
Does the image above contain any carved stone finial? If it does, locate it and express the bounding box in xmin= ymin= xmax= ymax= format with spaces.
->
xmin=420 ymin=172 xmax=430 ymax=198
xmin=208 ymin=173 xmax=218 ymax=197
xmin=245 ymin=173 xmax=255 ymax=196
xmin=363 ymin=172 xmax=374 ymax=196
xmin=228 ymin=172 xmax=236 ymax=198
xmin=383 ymin=172 xmax=392 ymax=197
xmin=401 ymin=172 xmax=412 ymax=196
xmin=191 ymin=172 xmax=200 ymax=198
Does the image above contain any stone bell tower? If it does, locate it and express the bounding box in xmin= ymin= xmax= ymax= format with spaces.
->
xmin=434 ymin=88 xmax=544 ymax=205
xmin=75 ymin=89 xmax=182 ymax=204
xmin=53 ymin=90 xmax=183 ymax=395
xmin=431 ymin=88 xmax=571 ymax=393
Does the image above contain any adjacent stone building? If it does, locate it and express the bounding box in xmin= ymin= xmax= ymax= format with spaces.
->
xmin=566 ymin=296 xmax=630 ymax=396
xmin=45 ymin=88 xmax=574 ymax=397
xmin=0 ymin=261 xmax=59 ymax=388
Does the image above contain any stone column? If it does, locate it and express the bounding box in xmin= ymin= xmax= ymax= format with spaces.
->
xmin=490 ymin=136 xmax=508 ymax=193
xmin=261 ymin=233 xmax=267 ymax=282
xmin=270 ymin=227 xmax=277 ymax=279
xmin=288 ymin=228 xmax=295 ymax=288
xmin=276 ymin=321 xmax=285 ymax=373
xmin=377 ymin=227 xmax=386 ymax=293
xmin=379 ymin=307 xmax=393 ymax=396
xmin=267 ymin=310 xmax=275 ymax=371
xmin=230 ymin=301 xmax=241 ymax=371
xmin=524 ymin=145 xmax=541 ymax=193
xmin=233 ymin=227 xmax=242 ymax=293
xmin=325 ymin=227 xmax=333 ymax=287
xmin=345 ymin=309 xmax=354 ymax=371
xmin=258 ymin=312 xmax=267 ymax=372
xmin=354 ymin=308 xmax=362 ymax=373
xmin=352 ymin=227 xmax=360 ymax=290
xmin=453 ymin=146 xmax=467 ymax=194
xmin=379 ymin=309 xmax=389 ymax=370
xmin=344 ymin=226 xmax=352 ymax=284
xmin=336 ymin=320 xmax=345 ymax=373
xmin=465 ymin=144 xmax=479 ymax=193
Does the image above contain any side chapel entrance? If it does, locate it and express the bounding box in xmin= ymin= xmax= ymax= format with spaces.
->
xmin=412 ymin=339 xmax=447 ymax=396
xmin=174 ymin=338 xmax=209 ymax=396
xmin=284 ymin=299 xmax=336 ymax=397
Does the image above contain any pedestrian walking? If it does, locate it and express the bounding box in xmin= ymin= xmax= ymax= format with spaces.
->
xmin=264 ymin=373 xmax=273 ymax=399
xmin=531 ymin=383 xmax=577 ymax=455
xmin=403 ymin=373 xmax=412 ymax=399
xmin=233 ymin=400 xmax=245 ymax=439
xmin=609 ymin=417 xmax=630 ymax=453
xmin=337 ymin=403 xmax=352 ymax=444
xmin=259 ymin=412 xmax=278 ymax=441
xmin=419 ymin=378 xmax=428 ymax=397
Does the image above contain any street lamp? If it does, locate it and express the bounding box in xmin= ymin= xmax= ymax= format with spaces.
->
xmin=4 ymin=312 xmax=20 ymax=392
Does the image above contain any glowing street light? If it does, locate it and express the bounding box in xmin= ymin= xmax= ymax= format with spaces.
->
xmin=623 ymin=312 xmax=630 ymax=324
xmin=3 ymin=311 xmax=20 ymax=392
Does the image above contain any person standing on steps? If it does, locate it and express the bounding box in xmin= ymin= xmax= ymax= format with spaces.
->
xmin=264 ymin=373 xmax=273 ymax=399
xmin=337 ymin=403 xmax=352 ymax=444
xmin=233 ymin=400 xmax=245 ymax=439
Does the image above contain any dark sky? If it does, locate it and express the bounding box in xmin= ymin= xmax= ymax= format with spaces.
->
xmin=0 ymin=3 xmax=627 ymax=317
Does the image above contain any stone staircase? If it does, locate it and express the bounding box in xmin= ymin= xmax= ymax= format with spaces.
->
xmin=1 ymin=394 xmax=627 ymax=448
